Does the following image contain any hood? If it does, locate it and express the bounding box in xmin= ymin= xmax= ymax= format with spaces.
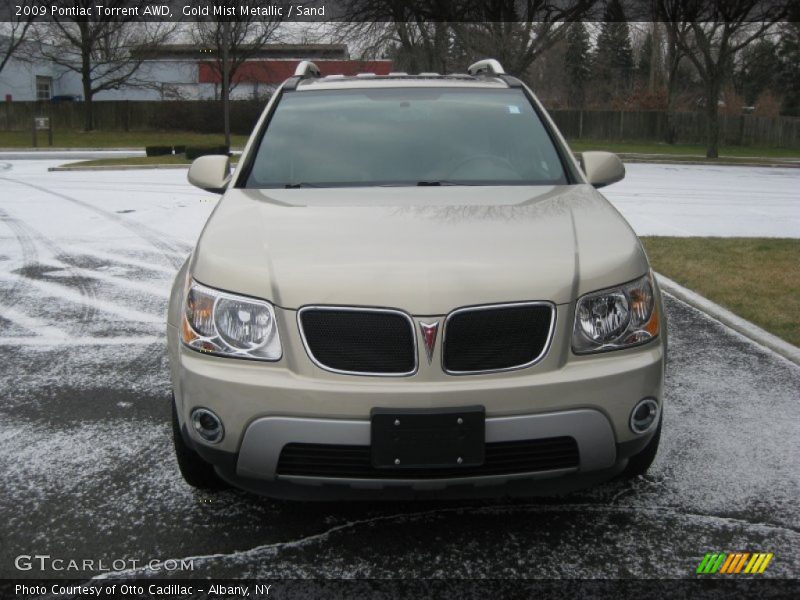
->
xmin=190 ymin=185 xmax=648 ymax=315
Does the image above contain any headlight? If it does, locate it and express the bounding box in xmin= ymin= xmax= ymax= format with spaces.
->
xmin=572 ymin=273 xmax=659 ymax=354
xmin=181 ymin=279 xmax=282 ymax=361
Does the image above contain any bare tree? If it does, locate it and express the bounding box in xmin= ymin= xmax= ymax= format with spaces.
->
xmin=335 ymin=0 xmax=595 ymax=77
xmin=450 ymin=1 xmax=595 ymax=78
xmin=657 ymin=0 xmax=693 ymax=144
xmin=191 ymin=8 xmax=284 ymax=147
xmin=0 ymin=1 xmax=34 ymax=75
xmin=340 ymin=21 xmax=454 ymax=73
xmin=663 ymin=0 xmax=788 ymax=157
xmin=331 ymin=1 xmax=457 ymax=72
xmin=24 ymin=1 xmax=173 ymax=130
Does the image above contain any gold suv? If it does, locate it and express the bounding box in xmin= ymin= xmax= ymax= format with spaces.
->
xmin=167 ymin=59 xmax=666 ymax=499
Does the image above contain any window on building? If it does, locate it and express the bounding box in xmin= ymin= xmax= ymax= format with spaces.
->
xmin=36 ymin=76 xmax=52 ymax=101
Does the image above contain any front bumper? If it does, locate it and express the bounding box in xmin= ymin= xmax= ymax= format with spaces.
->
xmin=184 ymin=409 xmax=653 ymax=500
xmin=237 ymin=409 xmax=615 ymax=484
xmin=169 ymin=300 xmax=665 ymax=498
xmin=183 ymin=408 xmax=647 ymax=499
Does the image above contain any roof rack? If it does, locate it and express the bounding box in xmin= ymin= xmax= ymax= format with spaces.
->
xmin=467 ymin=59 xmax=506 ymax=77
xmin=294 ymin=60 xmax=321 ymax=79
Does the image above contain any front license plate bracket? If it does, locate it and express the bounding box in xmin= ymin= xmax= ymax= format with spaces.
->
xmin=370 ymin=406 xmax=485 ymax=469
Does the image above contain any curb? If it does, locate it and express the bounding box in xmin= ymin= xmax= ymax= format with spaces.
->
xmin=0 ymin=147 xmax=246 ymax=152
xmin=0 ymin=147 xmax=144 ymax=152
xmin=48 ymin=164 xmax=190 ymax=172
xmin=618 ymin=151 xmax=800 ymax=161
xmin=570 ymin=151 xmax=800 ymax=169
xmin=655 ymin=273 xmax=800 ymax=367
xmin=620 ymin=157 xmax=800 ymax=169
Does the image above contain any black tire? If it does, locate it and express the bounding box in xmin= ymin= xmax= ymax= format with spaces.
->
xmin=620 ymin=414 xmax=662 ymax=479
xmin=171 ymin=398 xmax=227 ymax=490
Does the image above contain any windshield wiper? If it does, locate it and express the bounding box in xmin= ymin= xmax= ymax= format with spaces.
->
xmin=282 ymin=181 xmax=484 ymax=188
xmin=416 ymin=181 xmax=490 ymax=186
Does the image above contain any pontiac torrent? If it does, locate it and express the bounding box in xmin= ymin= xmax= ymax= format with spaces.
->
xmin=167 ymin=59 xmax=666 ymax=499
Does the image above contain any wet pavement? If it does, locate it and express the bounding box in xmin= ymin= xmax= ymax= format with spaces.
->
xmin=0 ymin=160 xmax=797 ymax=581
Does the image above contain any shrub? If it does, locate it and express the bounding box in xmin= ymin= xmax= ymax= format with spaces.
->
xmin=152 ymin=100 xmax=265 ymax=135
xmin=185 ymin=145 xmax=230 ymax=160
xmin=145 ymin=145 xmax=173 ymax=157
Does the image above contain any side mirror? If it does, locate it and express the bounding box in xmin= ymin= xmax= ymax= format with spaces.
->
xmin=580 ymin=151 xmax=625 ymax=188
xmin=188 ymin=155 xmax=231 ymax=193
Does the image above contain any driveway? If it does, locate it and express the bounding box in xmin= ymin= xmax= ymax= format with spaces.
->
xmin=0 ymin=159 xmax=797 ymax=580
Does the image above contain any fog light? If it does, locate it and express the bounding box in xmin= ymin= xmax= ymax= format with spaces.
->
xmin=191 ymin=408 xmax=224 ymax=443
xmin=630 ymin=398 xmax=659 ymax=434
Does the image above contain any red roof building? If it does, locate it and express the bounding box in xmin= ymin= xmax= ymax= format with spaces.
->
xmin=199 ymin=60 xmax=394 ymax=85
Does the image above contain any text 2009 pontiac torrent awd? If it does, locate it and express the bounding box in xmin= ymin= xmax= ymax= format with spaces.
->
xmin=167 ymin=59 xmax=666 ymax=499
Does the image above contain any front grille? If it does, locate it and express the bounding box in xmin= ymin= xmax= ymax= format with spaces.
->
xmin=443 ymin=303 xmax=554 ymax=373
xmin=277 ymin=437 xmax=579 ymax=479
xmin=298 ymin=307 xmax=416 ymax=375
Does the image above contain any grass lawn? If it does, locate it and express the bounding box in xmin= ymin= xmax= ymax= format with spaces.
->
xmin=641 ymin=237 xmax=800 ymax=346
xmin=568 ymin=140 xmax=800 ymax=160
xmin=0 ymin=130 xmax=248 ymax=149
xmin=3 ymin=128 xmax=798 ymax=161
xmin=1 ymin=128 xmax=797 ymax=160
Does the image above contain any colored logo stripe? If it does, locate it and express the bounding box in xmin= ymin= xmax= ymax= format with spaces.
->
xmin=745 ymin=553 xmax=774 ymax=574
xmin=698 ymin=552 xmax=773 ymax=575
xmin=733 ymin=553 xmax=750 ymax=573
xmin=697 ymin=553 xmax=725 ymax=574
xmin=719 ymin=553 xmax=738 ymax=574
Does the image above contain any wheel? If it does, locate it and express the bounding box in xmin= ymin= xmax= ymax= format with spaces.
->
xmin=620 ymin=414 xmax=662 ymax=479
xmin=171 ymin=397 xmax=227 ymax=490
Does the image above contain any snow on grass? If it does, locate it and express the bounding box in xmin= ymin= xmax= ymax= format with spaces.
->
xmin=603 ymin=163 xmax=800 ymax=238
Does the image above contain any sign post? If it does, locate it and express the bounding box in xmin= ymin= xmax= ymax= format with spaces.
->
xmin=32 ymin=116 xmax=53 ymax=147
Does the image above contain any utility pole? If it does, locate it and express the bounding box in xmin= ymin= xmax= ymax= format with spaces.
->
xmin=222 ymin=19 xmax=231 ymax=148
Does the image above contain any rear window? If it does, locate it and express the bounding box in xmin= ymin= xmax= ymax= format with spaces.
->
xmin=244 ymin=87 xmax=568 ymax=188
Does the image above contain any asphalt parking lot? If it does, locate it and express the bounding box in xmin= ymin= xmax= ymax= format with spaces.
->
xmin=0 ymin=159 xmax=798 ymax=580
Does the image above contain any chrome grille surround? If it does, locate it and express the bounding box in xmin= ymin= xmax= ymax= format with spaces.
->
xmin=441 ymin=301 xmax=557 ymax=375
xmin=297 ymin=305 xmax=418 ymax=377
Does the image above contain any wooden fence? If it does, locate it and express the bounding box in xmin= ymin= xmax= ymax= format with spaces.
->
xmin=548 ymin=109 xmax=800 ymax=148
xmin=2 ymin=100 xmax=800 ymax=148
xmin=0 ymin=100 xmax=265 ymax=136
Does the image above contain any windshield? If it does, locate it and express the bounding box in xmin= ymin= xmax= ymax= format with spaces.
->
xmin=244 ymin=87 xmax=569 ymax=188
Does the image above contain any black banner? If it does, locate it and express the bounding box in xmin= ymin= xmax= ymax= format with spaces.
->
xmin=0 ymin=0 xmax=796 ymax=23
xmin=2 ymin=579 xmax=800 ymax=600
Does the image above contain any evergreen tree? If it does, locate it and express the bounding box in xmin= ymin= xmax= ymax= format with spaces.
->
xmin=594 ymin=0 xmax=635 ymax=102
xmin=735 ymin=39 xmax=780 ymax=106
xmin=565 ymin=22 xmax=591 ymax=108
xmin=778 ymin=21 xmax=800 ymax=116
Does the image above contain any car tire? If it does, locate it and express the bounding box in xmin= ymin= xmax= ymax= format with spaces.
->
xmin=171 ymin=397 xmax=227 ymax=490
xmin=620 ymin=414 xmax=662 ymax=479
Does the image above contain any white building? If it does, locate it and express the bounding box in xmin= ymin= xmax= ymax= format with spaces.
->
xmin=0 ymin=51 xmax=199 ymax=101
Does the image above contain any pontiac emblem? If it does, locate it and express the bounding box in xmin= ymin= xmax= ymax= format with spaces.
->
xmin=419 ymin=321 xmax=439 ymax=365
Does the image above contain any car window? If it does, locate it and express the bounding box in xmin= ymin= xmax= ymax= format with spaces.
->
xmin=244 ymin=87 xmax=568 ymax=188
